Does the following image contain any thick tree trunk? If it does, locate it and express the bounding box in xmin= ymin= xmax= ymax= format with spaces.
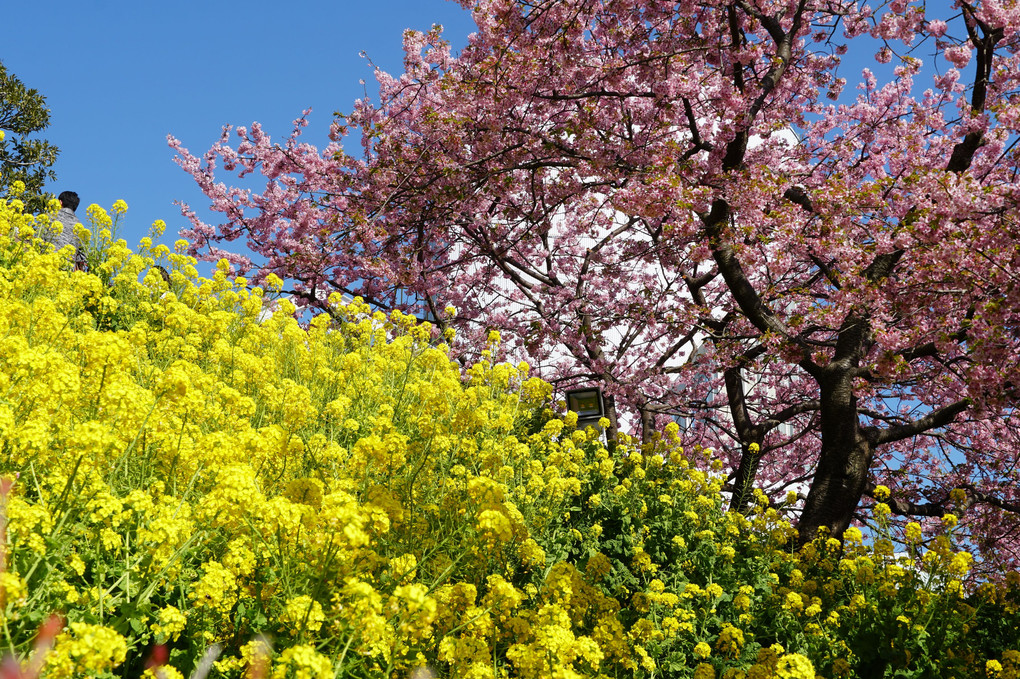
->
xmin=639 ymin=406 xmax=656 ymax=444
xmin=797 ymin=372 xmax=874 ymax=542
xmin=603 ymin=394 xmax=620 ymax=449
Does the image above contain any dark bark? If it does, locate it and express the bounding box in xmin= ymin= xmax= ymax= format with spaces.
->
xmin=796 ymin=369 xmax=876 ymax=541
xmin=638 ymin=405 xmax=657 ymax=444
xmin=603 ymin=394 xmax=621 ymax=450
xmin=729 ymin=440 xmax=766 ymax=511
xmin=723 ymin=364 xmax=764 ymax=512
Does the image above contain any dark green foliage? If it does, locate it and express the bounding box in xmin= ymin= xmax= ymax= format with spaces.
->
xmin=0 ymin=61 xmax=58 ymax=212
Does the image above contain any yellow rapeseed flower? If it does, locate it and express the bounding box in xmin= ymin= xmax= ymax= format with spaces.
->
xmin=776 ymin=653 xmax=815 ymax=679
xmin=272 ymin=644 xmax=333 ymax=679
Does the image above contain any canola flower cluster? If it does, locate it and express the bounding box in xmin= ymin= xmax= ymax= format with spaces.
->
xmin=0 ymin=191 xmax=1018 ymax=678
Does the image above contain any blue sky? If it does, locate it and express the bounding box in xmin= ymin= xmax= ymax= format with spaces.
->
xmin=3 ymin=0 xmax=477 ymax=249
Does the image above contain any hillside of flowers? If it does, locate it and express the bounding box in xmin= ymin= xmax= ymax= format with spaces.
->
xmin=0 ymin=192 xmax=1018 ymax=678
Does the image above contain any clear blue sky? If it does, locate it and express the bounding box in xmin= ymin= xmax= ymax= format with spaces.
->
xmin=3 ymin=0 xmax=477 ymax=249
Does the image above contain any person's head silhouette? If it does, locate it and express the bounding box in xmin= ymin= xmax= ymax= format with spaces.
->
xmin=57 ymin=191 xmax=80 ymax=212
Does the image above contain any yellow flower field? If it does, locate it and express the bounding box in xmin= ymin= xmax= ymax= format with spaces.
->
xmin=0 ymin=193 xmax=1018 ymax=678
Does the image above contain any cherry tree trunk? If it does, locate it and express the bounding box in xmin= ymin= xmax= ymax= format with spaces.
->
xmin=797 ymin=370 xmax=875 ymax=543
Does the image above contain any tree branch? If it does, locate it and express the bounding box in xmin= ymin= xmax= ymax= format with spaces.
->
xmin=872 ymin=398 xmax=971 ymax=445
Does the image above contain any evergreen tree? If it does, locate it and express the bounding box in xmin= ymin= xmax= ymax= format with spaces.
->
xmin=0 ymin=60 xmax=57 ymax=212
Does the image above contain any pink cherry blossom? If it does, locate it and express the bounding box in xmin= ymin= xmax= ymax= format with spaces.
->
xmin=944 ymin=44 xmax=972 ymax=68
xmin=172 ymin=0 xmax=1020 ymax=575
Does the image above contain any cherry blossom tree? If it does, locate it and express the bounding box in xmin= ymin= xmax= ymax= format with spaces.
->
xmin=171 ymin=0 xmax=1020 ymax=572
